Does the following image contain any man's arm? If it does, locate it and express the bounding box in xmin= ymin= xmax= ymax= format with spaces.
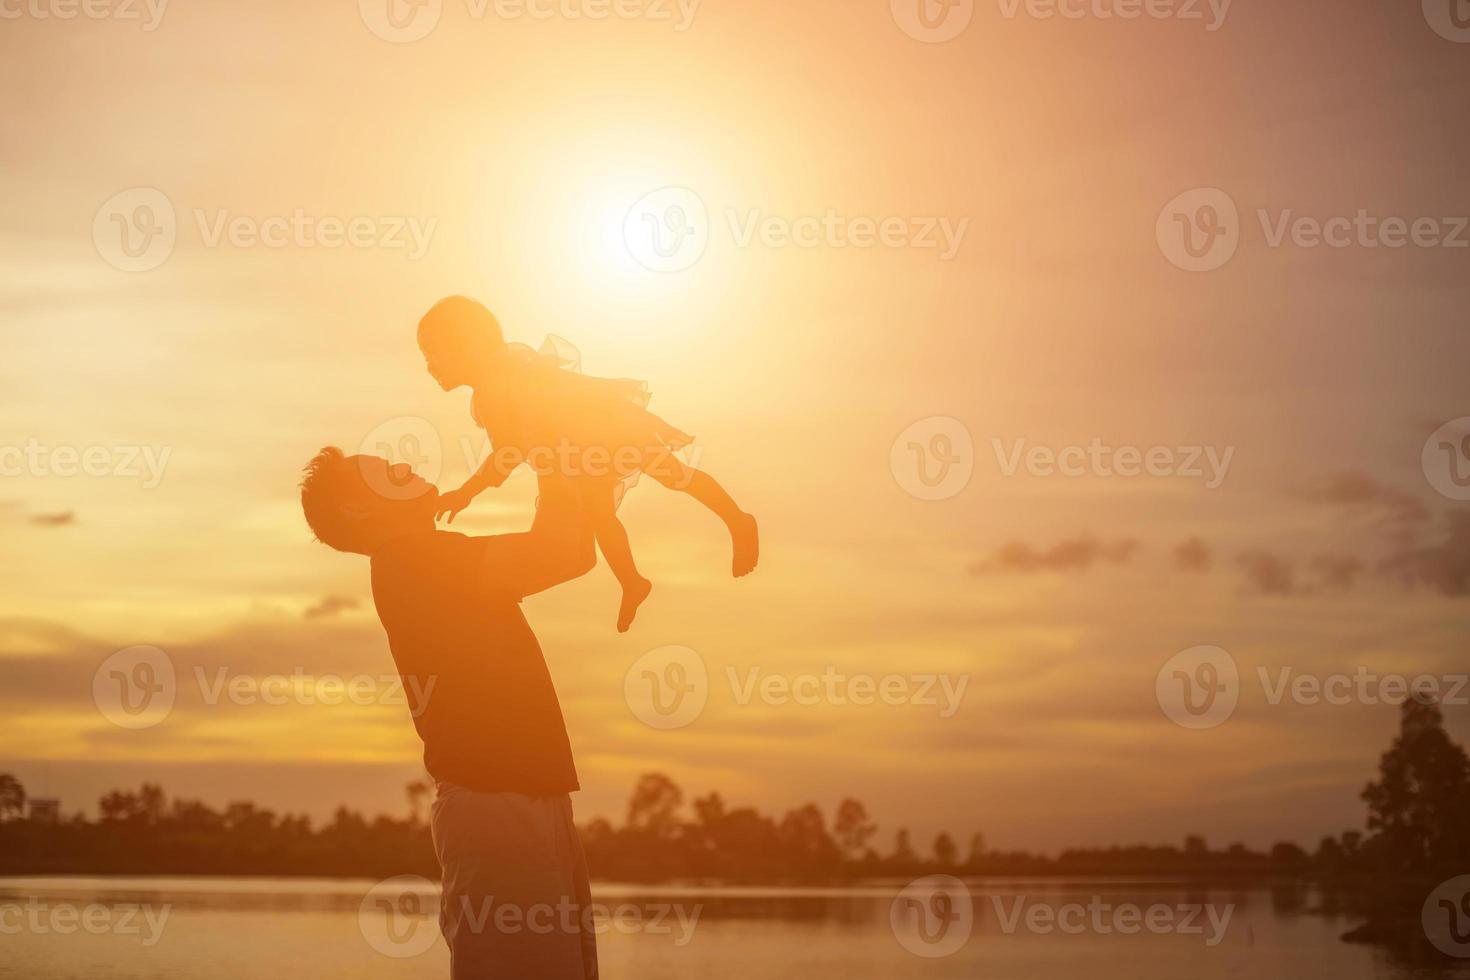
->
xmin=464 ymin=474 xmax=597 ymax=600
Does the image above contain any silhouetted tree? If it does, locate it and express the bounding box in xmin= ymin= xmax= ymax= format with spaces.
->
xmin=406 ymin=780 xmax=431 ymax=825
xmin=0 ymin=774 xmax=24 ymax=821
xmin=832 ymin=798 xmax=876 ymax=858
xmin=933 ymin=832 xmax=958 ymax=868
xmin=1361 ymin=695 xmax=1470 ymax=872
xmin=626 ymin=773 xmax=683 ymax=837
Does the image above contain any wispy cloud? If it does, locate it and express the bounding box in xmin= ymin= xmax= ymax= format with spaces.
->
xmin=972 ymin=537 xmax=1139 ymax=575
xmin=303 ymin=595 xmax=361 ymax=620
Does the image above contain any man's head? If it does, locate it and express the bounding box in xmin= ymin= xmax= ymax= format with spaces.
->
xmin=300 ymin=447 xmax=439 ymax=556
xmin=417 ymin=295 xmax=506 ymax=391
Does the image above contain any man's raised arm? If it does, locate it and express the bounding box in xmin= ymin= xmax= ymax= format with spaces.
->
xmin=466 ymin=474 xmax=597 ymax=600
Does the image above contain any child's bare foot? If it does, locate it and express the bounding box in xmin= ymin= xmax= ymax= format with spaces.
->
xmin=617 ymin=576 xmax=654 ymax=633
xmin=731 ymin=512 xmax=759 ymax=577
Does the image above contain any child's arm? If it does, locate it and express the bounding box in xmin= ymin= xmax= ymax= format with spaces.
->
xmin=434 ymin=444 xmax=522 ymax=524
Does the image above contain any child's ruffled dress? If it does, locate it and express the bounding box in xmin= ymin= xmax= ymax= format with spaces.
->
xmin=470 ymin=336 xmax=692 ymax=503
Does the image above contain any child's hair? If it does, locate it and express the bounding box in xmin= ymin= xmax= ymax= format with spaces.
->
xmin=417 ymin=296 xmax=505 ymax=353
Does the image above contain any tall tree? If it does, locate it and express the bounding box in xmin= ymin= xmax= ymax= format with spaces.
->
xmin=1362 ymin=695 xmax=1470 ymax=872
xmin=933 ymin=832 xmax=958 ymax=868
xmin=0 ymin=774 xmax=24 ymax=821
xmin=832 ymin=798 xmax=876 ymax=858
xmin=626 ymin=773 xmax=684 ymax=837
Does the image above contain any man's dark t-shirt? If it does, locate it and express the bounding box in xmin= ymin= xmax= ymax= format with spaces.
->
xmin=369 ymin=530 xmax=579 ymax=796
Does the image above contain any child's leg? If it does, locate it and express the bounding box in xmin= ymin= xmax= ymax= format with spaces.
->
xmin=581 ymin=480 xmax=653 ymax=632
xmin=643 ymin=452 xmax=759 ymax=577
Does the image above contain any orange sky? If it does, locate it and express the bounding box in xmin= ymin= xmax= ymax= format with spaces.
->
xmin=2 ymin=0 xmax=1469 ymax=853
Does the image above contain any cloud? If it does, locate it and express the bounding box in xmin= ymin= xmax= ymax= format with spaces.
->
xmin=1237 ymin=550 xmax=1297 ymax=596
xmin=973 ymin=537 xmax=1139 ymax=575
xmin=28 ymin=511 xmax=76 ymax=528
xmin=1174 ymin=538 xmax=1212 ymax=572
xmin=304 ymin=595 xmax=361 ymax=620
xmin=1299 ymin=471 xmax=1429 ymax=531
xmin=1311 ymin=554 xmax=1364 ymax=591
xmin=1382 ymin=512 xmax=1470 ymax=598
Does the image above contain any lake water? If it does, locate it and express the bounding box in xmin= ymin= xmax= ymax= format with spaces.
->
xmin=2 ymin=875 xmax=1467 ymax=979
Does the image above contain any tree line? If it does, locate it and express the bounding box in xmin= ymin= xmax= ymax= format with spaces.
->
xmin=1 ymin=696 xmax=1464 ymax=883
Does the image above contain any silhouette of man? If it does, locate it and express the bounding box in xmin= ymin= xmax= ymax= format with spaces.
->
xmin=300 ymin=448 xmax=599 ymax=979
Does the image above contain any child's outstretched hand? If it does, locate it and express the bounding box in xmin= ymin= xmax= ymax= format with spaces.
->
xmin=434 ymin=484 xmax=478 ymax=524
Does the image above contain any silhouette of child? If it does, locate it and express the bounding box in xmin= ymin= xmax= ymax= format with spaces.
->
xmin=418 ymin=296 xmax=758 ymax=631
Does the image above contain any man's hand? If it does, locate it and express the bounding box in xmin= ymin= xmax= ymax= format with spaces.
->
xmin=435 ymin=485 xmax=479 ymax=525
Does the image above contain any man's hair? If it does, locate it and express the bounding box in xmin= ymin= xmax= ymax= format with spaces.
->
xmin=417 ymin=295 xmax=505 ymax=351
xmin=300 ymin=447 xmax=372 ymax=554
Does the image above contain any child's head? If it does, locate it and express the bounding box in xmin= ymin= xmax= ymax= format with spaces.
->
xmin=417 ymin=296 xmax=506 ymax=391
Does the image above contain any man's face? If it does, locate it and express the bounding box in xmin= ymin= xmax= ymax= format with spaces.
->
xmin=351 ymin=455 xmax=439 ymax=532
